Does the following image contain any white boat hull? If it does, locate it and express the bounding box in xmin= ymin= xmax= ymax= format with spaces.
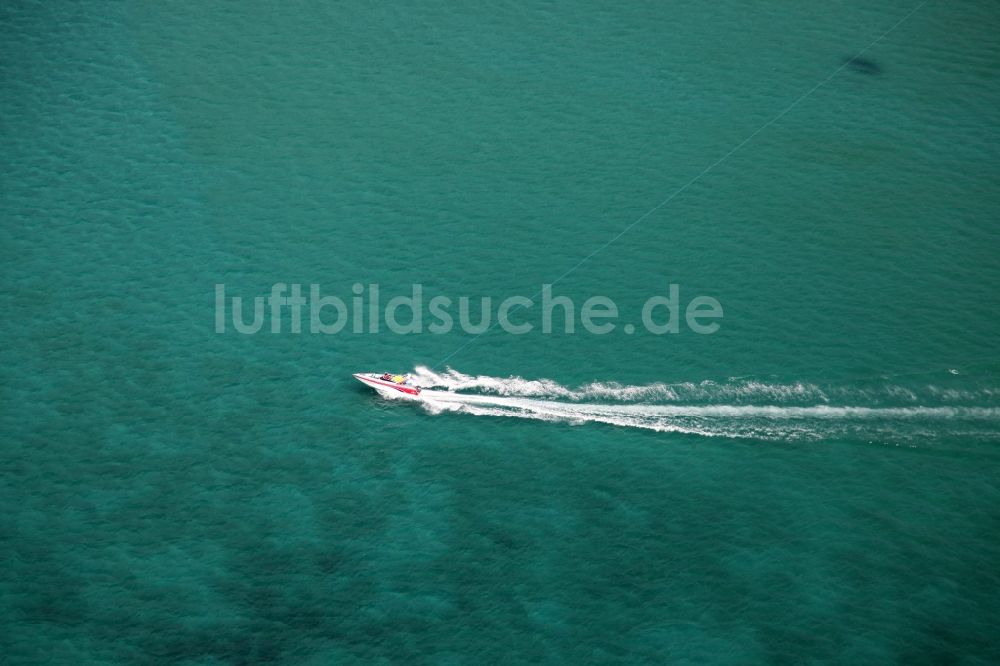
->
xmin=353 ymin=373 xmax=422 ymax=398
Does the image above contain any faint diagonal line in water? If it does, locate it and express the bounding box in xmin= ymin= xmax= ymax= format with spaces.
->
xmin=433 ymin=1 xmax=928 ymax=369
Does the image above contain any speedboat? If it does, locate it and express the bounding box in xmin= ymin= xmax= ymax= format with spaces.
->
xmin=353 ymin=372 xmax=422 ymax=397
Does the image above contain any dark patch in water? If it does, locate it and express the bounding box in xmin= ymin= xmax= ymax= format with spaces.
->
xmin=843 ymin=56 xmax=882 ymax=75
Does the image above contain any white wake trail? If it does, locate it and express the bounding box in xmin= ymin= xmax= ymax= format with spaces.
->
xmin=411 ymin=366 xmax=998 ymax=405
xmin=402 ymin=368 xmax=1000 ymax=441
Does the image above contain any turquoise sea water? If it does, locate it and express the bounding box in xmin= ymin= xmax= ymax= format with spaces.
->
xmin=3 ymin=0 xmax=1000 ymax=663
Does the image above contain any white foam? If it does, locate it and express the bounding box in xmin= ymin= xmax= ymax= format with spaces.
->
xmin=410 ymin=366 xmax=835 ymax=403
xmin=403 ymin=367 xmax=1000 ymax=440
xmin=410 ymin=366 xmax=997 ymax=405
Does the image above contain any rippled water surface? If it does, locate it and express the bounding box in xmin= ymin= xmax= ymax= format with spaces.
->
xmin=2 ymin=1 xmax=999 ymax=663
